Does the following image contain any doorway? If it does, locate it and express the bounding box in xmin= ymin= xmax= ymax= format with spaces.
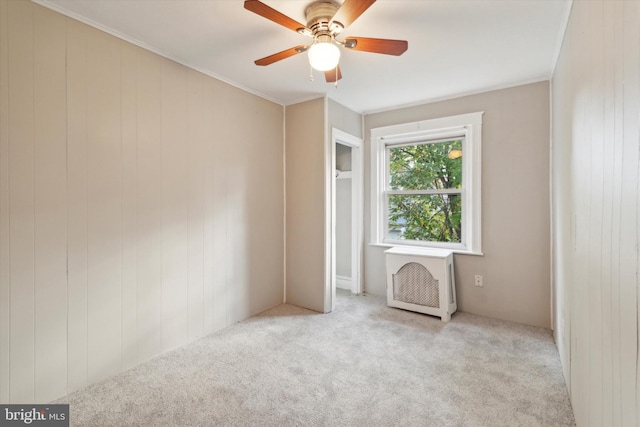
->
xmin=330 ymin=128 xmax=363 ymax=312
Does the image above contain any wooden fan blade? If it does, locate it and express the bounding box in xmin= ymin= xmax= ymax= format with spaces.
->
xmin=254 ymin=45 xmax=307 ymax=66
xmin=324 ymin=65 xmax=342 ymax=83
xmin=344 ymin=37 xmax=408 ymax=55
xmin=331 ymin=0 xmax=376 ymax=29
xmin=244 ymin=0 xmax=308 ymax=33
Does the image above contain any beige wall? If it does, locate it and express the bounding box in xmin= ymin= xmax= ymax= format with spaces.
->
xmin=364 ymin=82 xmax=551 ymax=328
xmin=0 ymin=0 xmax=284 ymax=404
xmin=552 ymin=1 xmax=640 ymax=425
xmin=285 ymin=98 xmax=326 ymax=312
xmin=285 ymin=97 xmax=362 ymax=312
xmin=328 ymin=98 xmax=363 ymax=140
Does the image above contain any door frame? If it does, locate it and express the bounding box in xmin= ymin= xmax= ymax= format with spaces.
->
xmin=328 ymin=128 xmax=363 ymax=312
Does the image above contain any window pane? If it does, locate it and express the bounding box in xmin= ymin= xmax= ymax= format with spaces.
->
xmin=388 ymin=139 xmax=462 ymax=190
xmin=387 ymin=194 xmax=461 ymax=243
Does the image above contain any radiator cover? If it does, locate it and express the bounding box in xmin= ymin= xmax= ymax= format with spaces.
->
xmin=385 ymin=247 xmax=457 ymax=322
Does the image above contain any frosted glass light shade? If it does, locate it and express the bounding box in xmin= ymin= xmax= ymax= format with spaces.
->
xmin=308 ymin=42 xmax=340 ymax=71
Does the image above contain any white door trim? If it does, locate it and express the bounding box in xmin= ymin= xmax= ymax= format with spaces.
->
xmin=329 ymin=128 xmax=363 ymax=311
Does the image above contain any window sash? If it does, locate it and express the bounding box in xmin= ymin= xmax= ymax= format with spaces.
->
xmin=383 ymin=137 xmax=464 ymax=245
xmin=384 ymin=138 xmax=464 ymax=193
xmin=383 ymin=135 xmax=466 ymax=150
xmin=384 ymin=189 xmax=463 ymax=196
xmin=382 ymin=192 xmax=465 ymax=245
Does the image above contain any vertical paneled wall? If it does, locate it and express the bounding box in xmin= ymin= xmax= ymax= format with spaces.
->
xmin=551 ymin=1 xmax=639 ymax=425
xmin=0 ymin=0 xmax=284 ymax=403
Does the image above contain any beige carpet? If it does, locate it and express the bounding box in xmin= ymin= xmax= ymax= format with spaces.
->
xmin=56 ymin=290 xmax=575 ymax=426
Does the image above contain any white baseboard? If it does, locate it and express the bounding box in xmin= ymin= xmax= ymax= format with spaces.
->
xmin=336 ymin=275 xmax=352 ymax=291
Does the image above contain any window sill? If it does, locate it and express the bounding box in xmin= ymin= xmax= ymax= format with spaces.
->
xmin=368 ymin=242 xmax=484 ymax=256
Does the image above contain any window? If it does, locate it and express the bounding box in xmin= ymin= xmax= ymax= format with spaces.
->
xmin=370 ymin=112 xmax=483 ymax=254
xmin=386 ymin=138 xmax=463 ymax=243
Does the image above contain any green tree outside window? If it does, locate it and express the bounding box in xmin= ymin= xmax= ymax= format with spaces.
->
xmin=387 ymin=139 xmax=463 ymax=242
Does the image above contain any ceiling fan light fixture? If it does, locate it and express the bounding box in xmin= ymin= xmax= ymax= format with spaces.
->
xmin=245 ymin=0 xmax=408 ymax=83
xmin=308 ymin=36 xmax=340 ymax=71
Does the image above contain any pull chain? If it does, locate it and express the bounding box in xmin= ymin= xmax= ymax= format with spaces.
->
xmin=308 ymin=63 xmax=314 ymax=81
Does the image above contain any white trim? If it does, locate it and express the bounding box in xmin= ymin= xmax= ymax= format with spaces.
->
xmin=324 ymin=97 xmax=333 ymax=313
xmin=336 ymin=170 xmax=352 ymax=179
xmin=282 ymin=105 xmax=287 ymax=304
xmin=331 ymin=128 xmax=364 ymax=297
xmin=369 ymin=242 xmax=483 ymax=256
xmin=548 ymin=0 xmax=570 ymax=334
xmin=550 ymin=0 xmax=573 ymax=78
xmin=548 ymin=80 xmax=554 ymax=332
xmin=386 ymin=189 xmax=463 ymax=196
xmin=336 ymin=275 xmax=352 ymax=291
xmin=370 ymin=112 xmax=483 ymax=255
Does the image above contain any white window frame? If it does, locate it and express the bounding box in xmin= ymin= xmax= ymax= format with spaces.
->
xmin=370 ymin=112 xmax=483 ymax=255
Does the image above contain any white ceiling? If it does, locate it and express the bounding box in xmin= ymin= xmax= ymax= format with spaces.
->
xmin=35 ymin=0 xmax=572 ymax=114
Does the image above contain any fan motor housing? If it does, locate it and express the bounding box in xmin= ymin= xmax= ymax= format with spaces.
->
xmin=305 ymin=1 xmax=343 ymax=35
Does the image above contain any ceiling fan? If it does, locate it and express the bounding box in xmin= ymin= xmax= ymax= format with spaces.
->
xmin=244 ymin=0 xmax=408 ymax=83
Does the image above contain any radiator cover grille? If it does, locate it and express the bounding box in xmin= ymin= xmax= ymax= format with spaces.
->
xmin=392 ymin=262 xmax=439 ymax=308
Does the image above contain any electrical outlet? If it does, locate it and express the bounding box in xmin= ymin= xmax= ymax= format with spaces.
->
xmin=474 ymin=274 xmax=483 ymax=287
